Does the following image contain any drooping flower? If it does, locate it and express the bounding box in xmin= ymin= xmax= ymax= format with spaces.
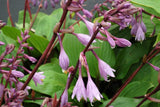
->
xmin=105 ymin=30 xmax=116 ymax=48
xmin=135 ymin=23 xmax=145 ymax=41
xmin=82 ymin=9 xmax=93 ymax=18
xmin=72 ymin=33 xmax=96 ymax=46
xmin=87 ymin=74 xmax=103 ymax=103
xmin=43 ymin=0 xmax=48 ymax=9
xmin=58 ymin=34 xmax=69 ymax=71
xmin=92 ymin=50 xmax=115 ymax=81
xmin=113 ymin=37 xmax=132 ymax=47
xmin=32 ymin=72 xmax=45 ymax=86
xmin=60 ymin=88 xmax=68 ymax=107
xmin=72 ymin=63 xmax=87 ymax=101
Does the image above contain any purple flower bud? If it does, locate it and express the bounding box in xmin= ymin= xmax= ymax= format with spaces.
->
xmin=101 ymin=21 xmax=111 ymax=29
xmin=12 ymin=70 xmax=24 ymax=78
xmin=43 ymin=0 xmax=48 ymax=9
xmin=54 ymin=0 xmax=59 ymax=4
xmin=148 ymin=62 xmax=160 ymax=71
xmin=60 ymin=88 xmax=68 ymax=107
xmin=23 ymin=54 xmax=37 ymax=63
xmin=135 ymin=24 xmax=145 ymax=41
xmin=32 ymin=0 xmax=37 ymax=6
xmin=58 ymin=34 xmax=69 ymax=70
xmin=131 ymin=23 xmax=138 ymax=35
xmin=0 ymin=20 xmax=6 ymax=29
xmin=105 ymin=31 xmax=115 ymax=48
xmin=87 ymin=75 xmax=103 ymax=103
xmin=6 ymin=44 xmax=15 ymax=55
xmin=0 ymin=41 xmax=5 ymax=46
xmin=72 ymin=33 xmax=96 ymax=46
xmin=50 ymin=0 xmax=55 ymax=8
xmin=16 ymin=82 xmax=31 ymax=95
xmin=82 ymin=9 xmax=93 ymax=18
xmin=114 ymin=37 xmax=132 ymax=47
xmin=72 ymin=64 xmax=87 ymax=101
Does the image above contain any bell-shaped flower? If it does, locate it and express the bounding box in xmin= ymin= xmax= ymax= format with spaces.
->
xmin=32 ymin=72 xmax=45 ymax=86
xmin=98 ymin=59 xmax=115 ymax=81
xmin=72 ymin=33 xmax=96 ymax=46
xmin=72 ymin=64 xmax=87 ymax=101
xmin=113 ymin=37 xmax=132 ymax=47
xmin=82 ymin=9 xmax=93 ymax=18
xmin=58 ymin=34 xmax=69 ymax=71
xmin=60 ymin=88 xmax=68 ymax=107
xmin=87 ymin=75 xmax=103 ymax=103
xmin=135 ymin=24 xmax=145 ymax=41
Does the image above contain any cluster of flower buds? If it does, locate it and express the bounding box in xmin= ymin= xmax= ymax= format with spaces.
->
xmin=29 ymin=0 xmax=60 ymax=9
xmin=0 ymin=30 xmax=45 ymax=106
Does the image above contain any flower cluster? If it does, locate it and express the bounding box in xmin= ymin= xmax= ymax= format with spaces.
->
xmin=0 ymin=30 xmax=45 ymax=106
xmin=29 ymin=0 xmax=60 ymax=9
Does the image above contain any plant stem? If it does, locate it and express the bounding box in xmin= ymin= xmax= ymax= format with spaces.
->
xmin=23 ymin=0 xmax=28 ymax=28
xmin=21 ymin=0 xmax=73 ymax=90
xmin=136 ymin=84 xmax=160 ymax=107
xmin=106 ymin=49 xmax=160 ymax=107
xmin=27 ymin=1 xmax=32 ymax=21
xmin=142 ymin=10 xmax=160 ymax=19
xmin=7 ymin=0 xmax=14 ymax=27
xmin=29 ymin=0 xmax=43 ymax=30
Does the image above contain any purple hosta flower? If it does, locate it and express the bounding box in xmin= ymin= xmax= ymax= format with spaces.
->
xmin=72 ymin=33 xmax=96 ymax=46
xmin=76 ymin=13 xmax=102 ymax=38
xmin=105 ymin=30 xmax=116 ymax=48
xmin=92 ymin=50 xmax=115 ymax=81
xmin=32 ymin=72 xmax=45 ymax=86
xmin=43 ymin=0 xmax=48 ymax=9
xmin=113 ymin=37 xmax=131 ymax=47
xmin=148 ymin=62 xmax=160 ymax=71
xmin=0 ymin=41 xmax=5 ymax=46
xmin=1 ymin=70 xmax=24 ymax=78
xmin=5 ymin=44 xmax=15 ymax=55
xmin=98 ymin=59 xmax=115 ymax=81
xmin=58 ymin=34 xmax=69 ymax=71
xmin=135 ymin=24 xmax=145 ymax=41
xmin=87 ymin=74 xmax=103 ymax=103
xmin=72 ymin=63 xmax=87 ymax=101
xmin=23 ymin=54 xmax=37 ymax=63
xmin=101 ymin=21 xmax=111 ymax=30
xmin=0 ymin=83 xmax=4 ymax=97
xmin=16 ymin=82 xmax=31 ymax=95
xmin=82 ymin=9 xmax=93 ymax=18
xmin=60 ymin=88 xmax=68 ymax=107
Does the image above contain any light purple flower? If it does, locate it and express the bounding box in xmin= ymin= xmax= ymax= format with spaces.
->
xmin=58 ymin=34 xmax=69 ymax=71
xmin=72 ymin=64 xmax=87 ymax=101
xmin=76 ymin=13 xmax=102 ymax=38
xmin=32 ymin=72 xmax=45 ymax=86
xmin=114 ymin=37 xmax=132 ymax=47
xmin=60 ymin=88 xmax=68 ymax=107
xmin=11 ymin=70 xmax=24 ymax=78
xmin=50 ymin=0 xmax=55 ymax=8
xmin=16 ymin=82 xmax=31 ymax=95
xmin=87 ymin=75 xmax=103 ymax=103
xmin=72 ymin=33 xmax=96 ymax=46
xmin=0 ymin=83 xmax=4 ymax=97
xmin=82 ymin=9 xmax=93 ymax=18
xmin=98 ymin=59 xmax=115 ymax=81
xmin=135 ymin=24 xmax=145 ymax=41
xmin=43 ymin=0 xmax=48 ymax=9
xmin=148 ymin=62 xmax=160 ymax=71
xmin=105 ymin=31 xmax=116 ymax=48
xmin=0 ymin=41 xmax=5 ymax=46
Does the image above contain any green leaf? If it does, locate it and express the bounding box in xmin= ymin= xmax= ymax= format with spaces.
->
xmin=17 ymin=10 xmax=30 ymax=24
xmin=1 ymin=26 xmax=21 ymax=40
xmin=120 ymin=81 xmax=153 ymax=97
xmin=115 ymin=38 xmax=155 ymax=79
xmin=28 ymin=31 xmax=49 ymax=53
xmin=154 ymin=33 xmax=160 ymax=46
xmin=100 ymin=97 xmax=140 ymax=107
xmin=131 ymin=0 xmax=160 ymax=15
xmin=27 ymin=62 xmax=67 ymax=98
